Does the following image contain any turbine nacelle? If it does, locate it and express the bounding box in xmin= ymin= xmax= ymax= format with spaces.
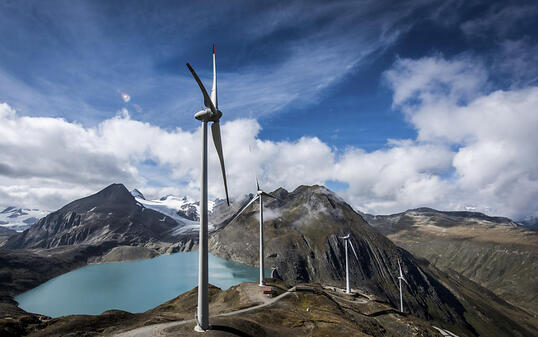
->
xmin=194 ymin=108 xmax=222 ymax=122
xmin=339 ymin=233 xmax=359 ymax=260
xmin=398 ymin=259 xmax=409 ymax=286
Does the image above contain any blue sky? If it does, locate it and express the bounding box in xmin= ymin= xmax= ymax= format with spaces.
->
xmin=0 ymin=0 xmax=537 ymax=218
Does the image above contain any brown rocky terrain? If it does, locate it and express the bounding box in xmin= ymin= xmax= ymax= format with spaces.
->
xmin=3 ymin=280 xmax=451 ymax=337
xmin=362 ymin=208 xmax=538 ymax=315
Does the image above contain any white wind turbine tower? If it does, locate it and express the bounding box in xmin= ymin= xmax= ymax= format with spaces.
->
xmin=397 ymin=259 xmax=409 ymax=313
xmin=339 ymin=234 xmax=359 ymax=294
xmin=229 ymin=177 xmax=276 ymax=286
xmin=186 ymin=44 xmax=230 ymax=332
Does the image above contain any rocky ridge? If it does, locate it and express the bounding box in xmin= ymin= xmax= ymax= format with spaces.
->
xmin=361 ymin=207 xmax=538 ymax=315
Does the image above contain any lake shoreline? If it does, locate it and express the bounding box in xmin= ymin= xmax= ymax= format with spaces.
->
xmin=7 ymin=243 xmax=271 ymax=319
xmin=0 ymin=241 xmax=199 ymax=318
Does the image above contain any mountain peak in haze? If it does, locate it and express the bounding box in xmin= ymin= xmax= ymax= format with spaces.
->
xmin=406 ymin=207 xmax=519 ymax=227
xmin=517 ymin=215 xmax=538 ymax=228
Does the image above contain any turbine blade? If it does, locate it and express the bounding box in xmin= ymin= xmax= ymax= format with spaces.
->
xmin=228 ymin=195 xmax=259 ymax=225
xmin=186 ymin=62 xmax=217 ymax=114
xmin=261 ymin=191 xmax=276 ymax=199
xmin=398 ymin=259 xmax=403 ymax=277
xmin=210 ymin=44 xmax=217 ymax=109
xmin=211 ymin=121 xmax=229 ymax=205
xmin=401 ymin=276 xmax=409 ymax=286
xmin=256 ymin=175 xmax=260 ymax=191
xmin=349 ymin=240 xmax=359 ymax=261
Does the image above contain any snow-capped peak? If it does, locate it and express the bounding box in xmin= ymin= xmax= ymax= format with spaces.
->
xmin=130 ymin=189 xmax=145 ymax=200
xmin=0 ymin=206 xmax=49 ymax=232
xmin=130 ymin=190 xmax=216 ymax=235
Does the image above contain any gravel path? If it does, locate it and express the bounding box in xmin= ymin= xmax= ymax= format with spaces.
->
xmin=112 ymin=287 xmax=296 ymax=337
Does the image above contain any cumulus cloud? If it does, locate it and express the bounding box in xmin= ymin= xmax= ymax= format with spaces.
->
xmin=0 ymin=103 xmax=334 ymax=211
xmin=334 ymin=141 xmax=454 ymax=213
xmin=1 ymin=53 xmax=536 ymax=219
xmin=380 ymin=55 xmax=538 ymax=218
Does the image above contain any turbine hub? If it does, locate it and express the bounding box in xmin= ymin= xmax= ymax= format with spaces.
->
xmin=211 ymin=109 xmax=223 ymax=121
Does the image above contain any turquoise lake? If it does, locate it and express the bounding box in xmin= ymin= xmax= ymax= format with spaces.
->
xmin=15 ymin=252 xmax=269 ymax=317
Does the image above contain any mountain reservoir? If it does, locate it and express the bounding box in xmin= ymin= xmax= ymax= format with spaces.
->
xmin=15 ymin=252 xmax=269 ymax=317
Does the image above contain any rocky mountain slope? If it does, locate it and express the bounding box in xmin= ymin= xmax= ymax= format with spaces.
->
xmin=0 ymin=226 xmax=16 ymax=246
xmin=209 ymin=185 xmax=537 ymax=337
xmin=3 ymin=184 xmax=196 ymax=252
xmin=0 ymin=226 xmax=16 ymax=237
xmin=362 ymin=208 xmax=538 ymax=315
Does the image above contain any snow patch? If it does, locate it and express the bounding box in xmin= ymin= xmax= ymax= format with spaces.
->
xmin=132 ymin=193 xmax=217 ymax=235
xmin=0 ymin=206 xmax=49 ymax=232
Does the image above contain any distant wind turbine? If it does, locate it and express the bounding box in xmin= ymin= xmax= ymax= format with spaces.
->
xmin=339 ymin=234 xmax=359 ymax=294
xmin=229 ymin=177 xmax=276 ymax=286
xmin=397 ymin=259 xmax=409 ymax=313
xmin=186 ymin=44 xmax=230 ymax=332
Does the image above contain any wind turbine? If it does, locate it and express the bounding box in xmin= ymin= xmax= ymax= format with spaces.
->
xmin=397 ymin=259 xmax=409 ymax=313
xmin=186 ymin=44 xmax=229 ymax=332
xmin=229 ymin=177 xmax=276 ymax=286
xmin=339 ymin=234 xmax=359 ymax=294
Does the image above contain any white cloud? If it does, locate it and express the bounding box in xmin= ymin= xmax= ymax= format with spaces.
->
xmin=0 ymin=104 xmax=334 ymax=211
xmin=381 ymin=55 xmax=538 ymax=218
xmin=333 ymin=141 xmax=453 ymax=213
xmin=384 ymin=55 xmax=488 ymax=111
xmin=1 ymin=54 xmax=536 ymax=220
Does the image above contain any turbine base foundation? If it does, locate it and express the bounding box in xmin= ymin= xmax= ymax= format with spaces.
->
xmin=195 ymin=324 xmax=211 ymax=332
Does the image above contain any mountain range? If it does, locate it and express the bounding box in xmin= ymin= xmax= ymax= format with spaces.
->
xmin=361 ymin=208 xmax=538 ymax=316
xmin=1 ymin=183 xmax=537 ymax=337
